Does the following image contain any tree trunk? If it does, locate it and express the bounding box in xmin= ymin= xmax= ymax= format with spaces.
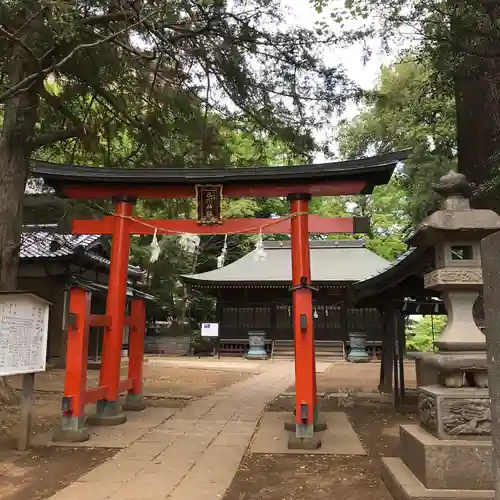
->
xmin=455 ymin=69 xmax=500 ymax=209
xmin=453 ymin=6 xmax=500 ymax=499
xmin=0 ymin=16 xmax=42 ymax=402
xmin=453 ymin=4 xmax=500 ymax=210
xmin=0 ymin=123 xmax=33 ymax=403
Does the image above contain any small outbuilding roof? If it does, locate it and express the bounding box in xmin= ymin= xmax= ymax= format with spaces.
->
xmin=20 ymin=225 xmax=145 ymax=278
xmin=182 ymin=240 xmax=390 ymax=286
xmin=21 ymin=228 xmax=100 ymax=259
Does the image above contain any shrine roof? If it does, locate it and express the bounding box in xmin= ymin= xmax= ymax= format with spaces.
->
xmin=30 ymin=150 xmax=408 ymax=194
xmin=21 ymin=225 xmax=145 ymax=278
xmin=70 ymin=276 xmax=157 ymax=302
xmin=182 ymin=240 xmax=390 ymax=286
xmin=21 ymin=227 xmax=100 ymax=259
xmin=349 ymin=246 xmax=435 ymax=302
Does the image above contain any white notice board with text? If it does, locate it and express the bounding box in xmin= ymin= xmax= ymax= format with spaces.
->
xmin=0 ymin=293 xmax=50 ymax=377
xmin=201 ymin=323 xmax=219 ymax=337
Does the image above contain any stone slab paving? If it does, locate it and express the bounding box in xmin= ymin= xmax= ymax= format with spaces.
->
xmin=32 ymin=407 xmax=177 ymax=449
xmin=48 ymin=362 xmax=295 ymax=500
xmin=145 ymin=357 xmax=265 ymax=373
xmin=250 ymin=411 xmax=367 ymax=455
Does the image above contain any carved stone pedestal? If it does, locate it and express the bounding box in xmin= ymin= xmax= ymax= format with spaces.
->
xmin=417 ymin=353 xmax=488 ymax=389
xmin=407 ymin=353 xmax=439 ymax=387
xmin=419 ymin=386 xmax=490 ymax=440
xmin=382 ymin=425 xmax=493 ymax=500
xmin=382 ymin=386 xmax=493 ymax=499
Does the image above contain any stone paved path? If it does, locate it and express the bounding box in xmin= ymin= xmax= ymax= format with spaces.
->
xmin=49 ymin=363 xmax=294 ymax=500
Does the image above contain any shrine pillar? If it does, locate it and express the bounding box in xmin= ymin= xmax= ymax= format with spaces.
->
xmin=123 ymin=298 xmax=147 ymax=411
xmin=53 ymin=288 xmax=92 ymax=442
xmin=88 ymin=197 xmax=135 ymax=425
xmin=286 ymin=194 xmax=321 ymax=450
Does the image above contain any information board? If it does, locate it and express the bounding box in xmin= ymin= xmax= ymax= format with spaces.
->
xmin=201 ymin=322 xmax=219 ymax=337
xmin=0 ymin=293 xmax=50 ymax=376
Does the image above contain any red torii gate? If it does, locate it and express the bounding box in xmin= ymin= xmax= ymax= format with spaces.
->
xmin=32 ymin=151 xmax=405 ymax=449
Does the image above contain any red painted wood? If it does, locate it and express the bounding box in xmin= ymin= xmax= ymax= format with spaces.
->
xmin=83 ymin=386 xmax=107 ymax=405
xmin=123 ymin=316 xmax=134 ymax=327
xmin=99 ymin=201 xmax=133 ymax=403
xmin=62 ymin=288 xmax=91 ymax=417
xmin=128 ymin=299 xmax=146 ymax=396
xmin=289 ymin=197 xmax=317 ymax=427
xmin=72 ymin=215 xmax=357 ymax=236
xmin=90 ymin=314 xmax=135 ymax=328
xmin=117 ymin=378 xmax=134 ymax=393
xmin=89 ymin=314 xmax=111 ymax=327
xmin=62 ymin=180 xmax=368 ymax=199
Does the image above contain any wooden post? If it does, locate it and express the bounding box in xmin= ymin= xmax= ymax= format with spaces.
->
xmin=53 ymin=287 xmax=91 ymax=442
xmin=392 ymin=306 xmax=401 ymax=411
xmin=287 ymin=193 xmax=320 ymax=448
xmin=18 ymin=373 xmax=35 ymax=451
xmin=123 ymin=298 xmax=146 ymax=411
xmin=65 ymin=288 xmax=91 ymax=417
xmin=397 ymin=310 xmax=406 ymax=410
xmin=379 ymin=305 xmax=394 ymax=394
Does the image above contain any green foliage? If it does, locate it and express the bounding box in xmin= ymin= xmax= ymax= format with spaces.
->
xmin=407 ymin=315 xmax=447 ymax=352
xmin=1 ymin=0 xmax=358 ymax=165
xmin=309 ymin=174 xmax=410 ymax=261
xmin=1 ymin=0 xmax=364 ymax=320
xmin=312 ymin=0 xmax=500 ymax=209
xmin=337 ymin=57 xmax=456 ymax=224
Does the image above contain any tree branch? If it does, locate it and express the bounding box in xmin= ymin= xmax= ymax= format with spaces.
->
xmin=0 ymin=10 xmax=157 ymax=103
xmin=0 ymin=25 xmax=40 ymax=63
xmin=82 ymin=11 xmax=137 ymax=25
xmin=29 ymin=127 xmax=86 ymax=150
xmin=41 ymin=86 xmax=85 ymax=127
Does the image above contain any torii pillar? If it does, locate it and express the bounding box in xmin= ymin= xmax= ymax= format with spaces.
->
xmin=87 ymin=196 xmax=139 ymax=425
xmin=286 ymin=194 xmax=322 ymax=449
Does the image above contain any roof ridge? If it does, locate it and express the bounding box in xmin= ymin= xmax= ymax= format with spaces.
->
xmin=262 ymin=239 xmax=365 ymax=249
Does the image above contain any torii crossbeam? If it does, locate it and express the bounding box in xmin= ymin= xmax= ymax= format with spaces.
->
xmin=31 ymin=150 xmax=406 ymax=449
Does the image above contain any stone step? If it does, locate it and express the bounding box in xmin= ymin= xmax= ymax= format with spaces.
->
xmin=381 ymin=457 xmax=493 ymax=500
xmin=272 ymin=340 xmax=345 ymax=361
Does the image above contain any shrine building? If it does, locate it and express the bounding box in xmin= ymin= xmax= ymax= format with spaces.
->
xmin=182 ymin=239 xmax=391 ymax=359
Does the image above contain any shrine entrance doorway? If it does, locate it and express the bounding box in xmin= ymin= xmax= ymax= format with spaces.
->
xmin=32 ymin=151 xmax=406 ymax=449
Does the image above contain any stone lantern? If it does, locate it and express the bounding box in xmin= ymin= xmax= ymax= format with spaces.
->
xmin=408 ymin=171 xmax=500 ymax=390
xmin=382 ymin=171 xmax=500 ymax=498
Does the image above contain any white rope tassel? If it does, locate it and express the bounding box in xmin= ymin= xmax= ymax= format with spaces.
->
xmin=217 ymin=235 xmax=228 ymax=269
xmin=179 ymin=233 xmax=200 ymax=254
xmin=149 ymin=229 xmax=161 ymax=263
xmin=254 ymin=229 xmax=267 ymax=262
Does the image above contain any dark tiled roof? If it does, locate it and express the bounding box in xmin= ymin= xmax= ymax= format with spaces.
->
xmin=21 ymin=225 xmax=145 ymax=278
xmin=349 ymin=246 xmax=435 ymax=302
xmin=21 ymin=230 xmax=99 ymax=259
xmin=70 ymin=276 xmax=156 ymax=302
